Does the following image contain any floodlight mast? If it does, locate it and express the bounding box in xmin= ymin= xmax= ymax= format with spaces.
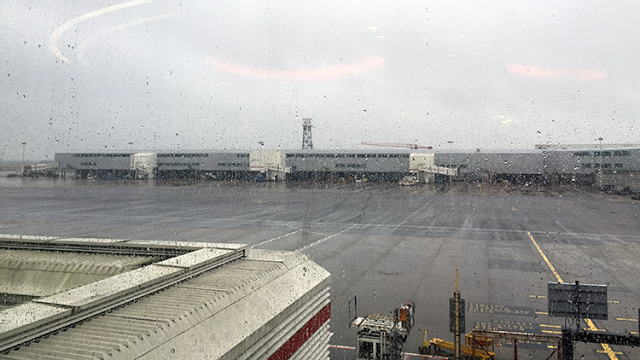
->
xmin=302 ymin=118 xmax=313 ymax=150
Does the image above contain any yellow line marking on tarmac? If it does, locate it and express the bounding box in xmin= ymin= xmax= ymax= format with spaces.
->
xmin=527 ymin=231 xmax=620 ymax=360
xmin=514 ymin=293 xmax=547 ymax=298
xmin=616 ymin=318 xmax=638 ymax=322
xmin=49 ymin=0 xmax=151 ymax=64
xmin=527 ymin=232 xmax=563 ymax=282
xmin=584 ymin=326 xmax=606 ymax=332
xmin=631 ymin=332 xmax=639 ymax=335
xmin=609 ymin=300 xmax=620 ymax=304
xmin=536 ymin=311 xmax=548 ymax=315
xmin=584 ymin=317 xmax=603 ymax=332
xmin=542 ymin=330 xmax=562 ymax=334
xmin=540 ymin=324 xmax=561 ymax=328
xmin=598 ymin=347 xmax=623 ymax=356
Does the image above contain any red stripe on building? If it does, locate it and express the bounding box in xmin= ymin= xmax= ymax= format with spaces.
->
xmin=268 ymin=303 xmax=331 ymax=360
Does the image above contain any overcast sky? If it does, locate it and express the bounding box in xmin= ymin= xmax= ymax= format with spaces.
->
xmin=1 ymin=0 xmax=639 ymax=160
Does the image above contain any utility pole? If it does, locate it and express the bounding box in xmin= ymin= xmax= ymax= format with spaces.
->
xmin=454 ymin=269 xmax=461 ymax=360
xmin=449 ymin=270 xmax=464 ymax=360
xmin=448 ymin=141 xmax=454 ymax=184
xmin=21 ymin=142 xmax=26 ymax=175
xmin=597 ymin=137 xmax=603 ymax=187
xmin=598 ymin=137 xmax=603 ymax=169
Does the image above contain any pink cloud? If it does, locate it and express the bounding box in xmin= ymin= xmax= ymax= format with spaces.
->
xmin=508 ymin=63 xmax=606 ymax=79
xmin=204 ymin=56 xmax=388 ymax=79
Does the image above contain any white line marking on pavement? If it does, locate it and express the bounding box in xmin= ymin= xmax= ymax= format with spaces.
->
xmin=297 ymin=224 xmax=356 ymax=252
xmin=252 ymin=230 xmax=300 ymax=248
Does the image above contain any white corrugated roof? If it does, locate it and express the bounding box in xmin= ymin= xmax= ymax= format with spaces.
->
xmin=0 ymin=249 xmax=158 ymax=299
xmin=0 ymin=238 xmax=331 ymax=360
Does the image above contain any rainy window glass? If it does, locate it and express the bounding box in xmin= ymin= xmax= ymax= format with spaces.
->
xmin=2 ymin=1 xmax=640 ymax=359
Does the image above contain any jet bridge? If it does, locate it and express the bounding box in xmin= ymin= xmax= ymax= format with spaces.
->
xmin=130 ymin=153 xmax=158 ymax=179
xmin=250 ymin=150 xmax=290 ymax=181
xmin=409 ymin=153 xmax=457 ymax=183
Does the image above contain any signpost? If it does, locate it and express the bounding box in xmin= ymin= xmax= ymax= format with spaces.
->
xmin=449 ymin=298 xmax=465 ymax=333
xmin=348 ymin=295 xmax=357 ymax=324
xmin=547 ymin=282 xmax=640 ymax=360
xmin=548 ymin=281 xmax=608 ymax=329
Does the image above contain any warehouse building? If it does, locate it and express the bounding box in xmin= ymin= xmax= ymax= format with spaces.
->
xmin=0 ymin=236 xmax=331 ymax=360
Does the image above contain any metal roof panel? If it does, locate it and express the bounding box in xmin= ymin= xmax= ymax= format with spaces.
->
xmin=156 ymin=248 xmax=233 ymax=269
xmin=0 ymin=303 xmax=71 ymax=339
xmin=34 ymin=265 xmax=181 ymax=311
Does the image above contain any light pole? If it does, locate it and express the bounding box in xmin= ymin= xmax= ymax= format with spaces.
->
xmin=598 ymin=137 xmax=603 ymax=172
xmin=447 ymin=141 xmax=454 ymax=183
xmin=596 ymin=137 xmax=603 ymax=188
xmin=21 ymin=142 xmax=26 ymax=174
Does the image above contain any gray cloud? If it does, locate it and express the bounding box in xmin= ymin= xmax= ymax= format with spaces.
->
xmin=2 ymin=0 xmax=639 ymax=160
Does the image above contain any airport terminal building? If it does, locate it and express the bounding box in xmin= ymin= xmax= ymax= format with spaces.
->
xmin=53 ymin=143 xmax=640 ymax=189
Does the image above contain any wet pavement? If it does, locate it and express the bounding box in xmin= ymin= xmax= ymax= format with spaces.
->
xmin=2 ymin=176 xmax=640 ymax=359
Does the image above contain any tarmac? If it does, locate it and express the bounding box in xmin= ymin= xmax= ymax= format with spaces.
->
xmin=2 ymin=175 xmax=640 ymax=359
